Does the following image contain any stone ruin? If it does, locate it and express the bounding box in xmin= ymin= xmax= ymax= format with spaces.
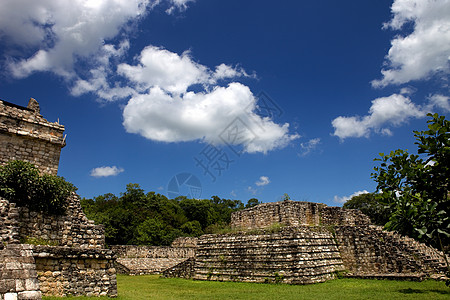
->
xmin=164 ymin=200 xmax=449 ymax=284
xmin=111 ymin=237 xmax=197 ymax=276
xmin=0 ymin=98 xmax=65 ymax=175
xmin=1 ymin=98 xmax=448 ymax=297
xmin=0 ymin=98 xmax=117 ymax=299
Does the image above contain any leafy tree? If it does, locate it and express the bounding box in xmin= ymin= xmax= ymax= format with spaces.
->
xmin=180 ymin=220 xmax=203 ymax=236
xmin=343 ymin=193 xmax=390 ymax=226
xmin=80 ymin=184 xmax=247 ymax=246
xmin=135 ymin=218 xmax=182 ymax=246
xmin=372 ymin=113 xmax=449 ymax=250
xmin=0 ymin=160 xmax=76 ymax=214
xmin=246 ymin=198 xmax=261 ymax=208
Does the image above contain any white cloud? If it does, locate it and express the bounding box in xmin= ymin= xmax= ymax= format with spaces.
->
xmin=332 ymin=94 xmax=426 ymax=139
xmin=90 ymin=166 xmax=124 ymax=177
xmin=1 ymin=0 xmax=299 ymax=154
xmin=428 ymin=94 xmax=450 ymax=112
xmin=71 ymin=40 xmax=136 ymax=101
xmin=213 ymin=63 xmax=255 ymax=81
xmin=118 ymin=46 xmax=209 ymax=96
xmin=166 ymin=0 xmax=195 ymax=14
xmin=1 ymin=0 xmax=157 ymax=79
xmin=333 ymin=190 xmax=369 ymax=204
xmin=299 ymin=138 xmax=321 ymax=157
xmin=122 ymin=80 xmax=299 ymax=154
xmin=372 ymin=0 xmax=450 ymax=87
xmin=247 ymin=186 xmax=257 ymax=195
xmin=255 ymin=176 xmax=270 ymax=187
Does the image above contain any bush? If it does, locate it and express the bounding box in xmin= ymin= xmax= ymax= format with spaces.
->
xmin=0 ymin=160 xmax=76 ymax=215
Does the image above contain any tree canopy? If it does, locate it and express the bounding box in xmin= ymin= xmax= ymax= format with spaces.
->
xmin=81 ymin=183 xmax=256 ymax=246
xmin=371 ymin=113 xmax=449 ymax=251
xmin=0 ymin=160 xmax=76 ymax=215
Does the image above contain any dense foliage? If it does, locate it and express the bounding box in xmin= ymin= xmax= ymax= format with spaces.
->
xmin=0 ymin=160 xmax=76 ymax=215
xmin=371 ymin=113 xmax=449 ymax=251
xmin=80 ymin=183 xmax=260 ymax=246
xmin=343 ymin=192 xmax=390 ymax=226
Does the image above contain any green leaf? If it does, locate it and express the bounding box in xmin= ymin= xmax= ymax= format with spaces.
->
xmin=437 ymin=229 xmax=450 ymax=238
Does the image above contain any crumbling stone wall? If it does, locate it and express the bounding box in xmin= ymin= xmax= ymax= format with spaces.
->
xmin=0 ymin=199 xmax=20 ymax=246
xmin=167 ymin=200 xmax=448 ymax=284
xmin=320 ymin=206 xmax=371 ymax=226
xmin=170 ymin=237 xmax=198 ymax=248
xmin=0 ymin=244 xmax=41 ymax=300
xmin=17 ymin=193 xmax=105 ymax=249
xmin=334 ymin=225 xmax=448 ymax=277
xmin=111 ymin=244 xmax=195 ymax=275
xmin=231 ymin=201 xmax=325 ymax=229
xmin=192 ymin=227 xmax=344 ymax=284
xmin=0 ymin=196 xmax=117 ymax=298
xmin=230 ymin=200 xmax=370 ymax=230
xmin=34 ymin=246 xmax=116 ymax=297
xmin=0 ymin=98 xmax=65 ymax=175
xmin=0 ymin=98 xmax=117 ymax=298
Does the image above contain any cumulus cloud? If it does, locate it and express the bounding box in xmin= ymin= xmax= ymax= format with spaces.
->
xmin=122 ymin=82 xmax=298 ymax=153
xmin=299 ymin=138 xmax=321 ymax=157
xmin=333 ymin=0 xmax=450 ymax=141
xmin=428 ymin=94 xmax=450 ymax=112
xmin=332 ymin=94 xmax=426 ymax=139
xmin=1 ymin=0 xmax=299 ymax=154
xmin=71 ymin=40 xmax=136 ymax=101
xmin=372 ymin=0 xmax=450 ymax=87
xmin=1 ymin=0 xmax=157 ymax=79
xmin=90 ymin=166 xmax=124 ymax=177
xmin=255 ymin=176 xmax=270 ymax=187
xmin=120 ymin=46 xmax=299 ymax=154
xmin=333 ymin=190 xmax=369 ymax=204
xmin=118 ymin=46 xmax=209 ymax=95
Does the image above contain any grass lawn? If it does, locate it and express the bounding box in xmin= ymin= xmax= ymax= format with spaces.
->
xmin=43 ymin=275 xmax=450 ymax=300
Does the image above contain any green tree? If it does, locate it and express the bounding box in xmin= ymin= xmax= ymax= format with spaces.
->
xmin=372 ymin=113 xmax=449 ymax=250
xmin=0 ymin=160 xmax=76 ymax=214
xmin=246 ymin=198 xmax=261 ymax=208
xmin=180 ymin=220 xmax=203 ymax=236
xmin=343 ymin=193 xmax=390 ymax=226
xmin=80 ymin=185 xmax=247 ymax=245
xmin=135 ymin=217 xmax=182 ymax=246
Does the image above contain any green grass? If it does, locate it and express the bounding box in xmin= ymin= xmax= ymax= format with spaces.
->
xmin=43 ymin=275 xmax=449 ymax=300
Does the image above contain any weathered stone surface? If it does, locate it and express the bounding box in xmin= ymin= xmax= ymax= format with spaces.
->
xmin=230 ymin=200 xmax=370 ymax=230
xmin=0 ymin=244 xmax=40 ymax=299
xmin=191 ymin=227 xmax=345 ymax=284
xmin=33 ymin=246 xmax=116 ymax=297
xmin=167 ymin=200 xmax=448 ymax=284
xmin=0 ymin=98 xmax=116 ymax=298
xmin=0 ymin=99 xmax=65 ymax=175
xmin=334 ymin=225 xmax=448 ymax=276
xmin=111 ymin=245 xmax=195 ymax=275
xmin=1 ymin=194 xmax=117 ymax=298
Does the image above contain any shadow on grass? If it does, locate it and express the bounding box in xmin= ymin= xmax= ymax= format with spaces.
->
xmin=399 ymin=288 xmax=450 ymax=295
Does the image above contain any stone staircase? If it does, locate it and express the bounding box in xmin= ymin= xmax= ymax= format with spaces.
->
xmin=192 ymin=227 xmax=345 ymax=284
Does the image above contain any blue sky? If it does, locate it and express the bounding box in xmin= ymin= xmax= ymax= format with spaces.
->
xmin=1 ymin=0 xmax=449 ymax=206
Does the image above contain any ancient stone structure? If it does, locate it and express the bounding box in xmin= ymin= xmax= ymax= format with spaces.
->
xmin=166 ymin=200 xmax=448 ymax=284
xmin=0 ymin=98 xmax=117 ymax=299
xmin=0 ymin=195 xmax=118 ymax=298
xmin=112 ymin=238 xmax=197 ymax=275
xmin=0 ymin=244 xmax=41 ymax=300
xmin=0 ymin=98 xmax=65 ymax=175
xmin=193 ymin=227 xmax=344 ymax=284
xmin=230 ymin=200 xmax=370 ymax=229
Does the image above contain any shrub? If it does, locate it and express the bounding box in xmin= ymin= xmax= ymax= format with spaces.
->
xmin=0 ymin=160 xmax=76 ymax=215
